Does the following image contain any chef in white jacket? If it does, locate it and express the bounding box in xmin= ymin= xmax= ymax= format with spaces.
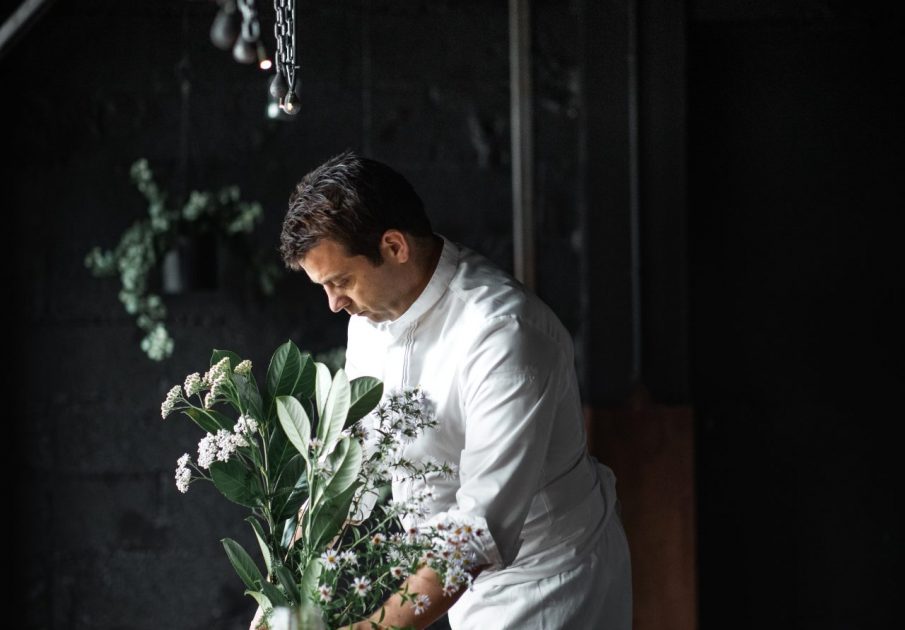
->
xmin=277 ymin=150 xmax=632 ymax=630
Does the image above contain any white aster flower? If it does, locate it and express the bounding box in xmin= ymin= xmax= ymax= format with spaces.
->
xmin=183 ymin=373 xmax=203 ymax=397
xmin=234 ymin=359 xmax=252 ymax=375
xmin=340 ymin=550 xmax=358 ymax=566
xmin=371 ymin=533 xmax=386 ymax=547
xmin=412 ymin=593 xmax=430 ymax=615
xmin=161 ymin=385 xmax=182 ymax=419
xmin=320 ymin=549 xmax=339 ymax=570
xmin=352 ymin=576 xmax=371 ymax=597
xmin=317 ymin=584 xmax=333 ymax=603
xmin=390 ymin=566 xmax=406 ymax=579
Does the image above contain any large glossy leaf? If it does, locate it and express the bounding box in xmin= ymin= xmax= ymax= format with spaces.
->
xmin=260 ymin=580 xmax=290 ymax=608
xmin=272 ymin=456 xmax=309 ymax=523
xmin=275 ymin=396 xmax=311 ymax=462
xmin=346 ymin=376 xmax=383 ymax=427
xmin=309 ymin=481 xmax=359 ymax=551
xmin=280 ymin=514 xmax=298 ymax=550
xmin=222 ymin=538 xmax=265 ymax=590
xmin=234 ymin=372 xmax=264 ymax=423
xmin=211 ymin=459 xmax=260 ymax=508
xmin=314 ymin=362 xmax=332 ymax=417
xmin=246 ymin=516 xmax=273 ymax=575
xmin=298 ymin=557 xmax=323 ymax=607
xmin=184 ymin=407 xmax=232 ymax=434
xmin=318 ymin=368 xmax=351 ymax=450
xmin=315 ymin=438 xmax=362 ymax=507
xmin=265 ymin=342 xmax=316 ymax=419
xmin=274 ymin=565 xmax=298 ymax=606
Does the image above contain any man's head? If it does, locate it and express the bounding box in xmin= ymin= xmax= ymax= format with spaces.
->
xmin=280 ymin=151 xmax=440 ymax=322
xmin=280 ymin=150 xmax=433 ymax=269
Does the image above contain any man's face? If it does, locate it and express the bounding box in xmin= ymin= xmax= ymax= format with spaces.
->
xmin=299 ymin=238 xmax=408 ymax=323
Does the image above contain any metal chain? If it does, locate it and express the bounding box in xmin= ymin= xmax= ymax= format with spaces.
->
xmin=273 ymin=0 xmax=297 ymax=92
xmin=237 ymin=0 xmax=261 ymax=43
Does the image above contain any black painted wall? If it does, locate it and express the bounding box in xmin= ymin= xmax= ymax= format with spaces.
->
xmin=690 ymin=1 xmax=904 ymax=627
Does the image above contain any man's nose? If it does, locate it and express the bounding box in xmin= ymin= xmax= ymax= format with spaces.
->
xmin=326 ymin=288 xmax=349 ymax=313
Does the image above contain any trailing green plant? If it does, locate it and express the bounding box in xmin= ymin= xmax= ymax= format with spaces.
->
xmin=161 ymin=341 xmax=473 ymax=629
xmin=84 ymin=159 xmax=281 ymax=361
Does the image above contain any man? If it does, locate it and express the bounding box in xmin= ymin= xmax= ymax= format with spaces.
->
xmin=277 ymin=150 xmax=632 ymax=629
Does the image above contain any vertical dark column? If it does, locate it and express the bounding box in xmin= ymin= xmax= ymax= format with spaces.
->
xmin=580 ymin=0 xmax=633 ymax=405
xmin=581 ymin=2 xmax=696 ymax=629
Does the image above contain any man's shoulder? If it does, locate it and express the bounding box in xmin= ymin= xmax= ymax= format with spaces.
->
xmin=447 ymin=246 xmax=569 ymax=347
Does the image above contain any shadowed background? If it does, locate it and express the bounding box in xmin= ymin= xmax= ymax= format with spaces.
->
xmin=3 ymin=1 xmax=902 ymax=628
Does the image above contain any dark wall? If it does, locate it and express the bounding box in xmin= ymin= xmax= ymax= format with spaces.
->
xmin=690 ymin=2 xmax=904 ymax=627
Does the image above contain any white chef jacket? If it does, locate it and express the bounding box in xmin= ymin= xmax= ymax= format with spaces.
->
xmin=344 ymin=235 xmax=628 ymax=625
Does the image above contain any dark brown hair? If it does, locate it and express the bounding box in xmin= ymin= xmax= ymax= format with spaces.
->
xmin=280 ymin=150 xmax=433 ymax=269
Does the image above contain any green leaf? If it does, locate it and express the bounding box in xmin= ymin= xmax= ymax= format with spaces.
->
xmin=275 ymin=396 xmax=311 ymax=462
xmin=280 ymin=514 xmax=298 ymax=550
xmin=346 ymin=377 xmax=383 ymax=427
xmin=222 ymin=538 xmax=265 ymax=590
xmin=235 ymin=372 xmax=264 ymax=423
xmin=314 ymin=437 xmax=362 ymax=506
xmin=274 ymin=565 xmax=298 ymax=606
xmin=246 ymin=516 xmax=273 ymax=575
xmin=183 ymin=407 xmax=232 ymax=434
xmin=265 ymin=342 xmax=316 ymax=420
xmin=309 ymin=481 xmax=360 ymax=551
xmin=318 ymin=368 xmax=350 ymax=451
xmin=210 ymin=459 xmax=260 ymax=508
xmin=211 ymin=348 xmax=243 ymax=370
xmin=314 ymin=362 xmax=332 ymax=417
xmin=272 ymin=456 xmax=308 ymax=523
xmin=243 ymin=590 xmax=271 ymax=611
xmin=298 ymin=557 xmax=323 ymax=606
xmin=260 ymin=580 xmax=290 ymax=608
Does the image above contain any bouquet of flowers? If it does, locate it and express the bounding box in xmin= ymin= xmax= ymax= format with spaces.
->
xmin=161 ymin=341 xmax=478 ymax=629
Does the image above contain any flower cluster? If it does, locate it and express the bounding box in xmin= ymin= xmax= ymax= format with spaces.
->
xmin=313 ymin=515 xmax=478 ymax=623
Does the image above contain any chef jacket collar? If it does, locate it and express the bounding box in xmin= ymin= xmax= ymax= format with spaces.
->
xmin=365 ymin=233 xmax=458 ymax=338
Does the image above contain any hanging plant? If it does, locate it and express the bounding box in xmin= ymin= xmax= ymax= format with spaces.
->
xmin=85 ymin=158 xmax=282 ymax=361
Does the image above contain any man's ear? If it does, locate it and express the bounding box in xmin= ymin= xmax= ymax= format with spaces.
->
xmin=380 ymin=230 xmax=411 ymax=263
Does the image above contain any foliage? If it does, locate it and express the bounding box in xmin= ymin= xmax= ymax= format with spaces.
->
xmin=161 ymin=341 xmax=474 ymax=628
xmin=85 ymin=159 xmax=281 ymax=361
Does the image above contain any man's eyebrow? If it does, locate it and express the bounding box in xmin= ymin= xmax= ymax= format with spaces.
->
xmin=314 ymin=272 xmax=346 ymax=286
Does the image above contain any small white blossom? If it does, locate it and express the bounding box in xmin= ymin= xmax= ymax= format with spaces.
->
xmin=317 ymin=584 xmax=333 ymax=603
xmin=340 ymin=550 xmax=358 ymax=566
xmin=197 ymin=433 xmax=218 ymax=469
xmin=352 ymin=576 xmax=371 ymax=597
xmin=234 ymin=359 xmax=252 ymax=375
xmin=371 ymin=533 xmax=386 ymax=547
xmin=321 ymin=549 xmax=340 ymax=570
xmin=161 ymin=385 xmax=182 ymax=419
xmin=390 ymin=566 xmax=406 ymax=579
xmin=183 ymin=373 xmax=203 ymax=397
xmin=412 ymin=593 xmax=430 ymax=615
xmin=234 ymin=415 xmax=258 ymax=436
xmin=175 ymin=453 xmax=192 ymax=493
xmin=203 ymin=392 xmax=215 ymax=409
